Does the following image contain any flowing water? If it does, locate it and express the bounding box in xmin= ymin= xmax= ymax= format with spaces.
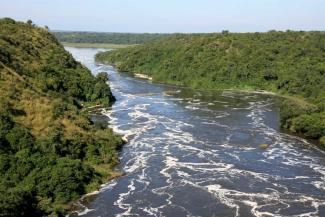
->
xmin=66 ymin=47 xmax=325 ymax=217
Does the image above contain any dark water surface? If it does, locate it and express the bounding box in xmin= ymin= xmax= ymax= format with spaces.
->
xmin=66 ymin=47 xmax=325 ymax=217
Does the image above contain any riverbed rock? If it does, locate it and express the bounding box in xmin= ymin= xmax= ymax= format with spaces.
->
xmin=259 ymin=144 xmax=269 ymax=149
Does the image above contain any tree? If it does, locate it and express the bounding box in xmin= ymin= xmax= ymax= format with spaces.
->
xmin=6 ymin=126 xmax=34 ymax=152
xmin=96 ymin=72 xmax=109 ymax=82
xmin=0 ymin=114 xmax=13 ymax=151
xmin=27 ymin=19 xmax=33 ymax=26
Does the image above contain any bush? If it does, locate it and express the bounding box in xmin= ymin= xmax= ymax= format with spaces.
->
xmin=32 ymin=158 xmax=94 ymax=204
xmin=291 ymin=112 xmax=325 ymax=139
xmin=279 ymin=99 xmax=319 ymax=128
xmin=0 ymin=185 xmax=40 ymax=217
xmin=0 ymin=114 xmax=13 ymax=151
xmin=320 ymin=136 xmax=325 ymax=147
xmin=6 ymin=126 xmax=34 ymax=152
xmin=90 ymin=72 xmax=115 ymax=105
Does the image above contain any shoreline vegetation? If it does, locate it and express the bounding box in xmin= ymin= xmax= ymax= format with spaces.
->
xmin=0 ymin=18 xmax=125 ymax=216
xmin=54 ymin=31 xmax=170 ymax=45
xmin=95 ymin=31 xmax=325 ymax=147
xmin=62 ymin=42 xmax=136 ymax=49
xmin=68 ymin=168 xmax=126 ymax=216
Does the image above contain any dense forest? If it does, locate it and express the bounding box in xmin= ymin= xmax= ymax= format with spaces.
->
xmin=96 ymin=31 xmax=325 ymax=146
xmin=54 ymin=31 xmax=169 ymax=45
xmin=0 ymin=18 xmax=124 ymax=216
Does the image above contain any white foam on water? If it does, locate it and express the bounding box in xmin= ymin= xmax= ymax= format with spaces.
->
xmin=114 ymin=180 xmax=137 ymax=217
xmin=185 ymin=105 xmax=200 ymax=110
xmin=70 ymin=180 xmax=118 ymax=216
xmin=67 ymin=48 xmax=325 ymax=217
xmin=207 ymin=184 xmax=240 ymax=217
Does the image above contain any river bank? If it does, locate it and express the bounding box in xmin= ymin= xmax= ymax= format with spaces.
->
xmin=68 ymin=170 xmax=126 ymax=216
xmin=102 ymin=66 xmax=325 ymax=147
xmin=67 ymin=106 xmax=127 ymax=216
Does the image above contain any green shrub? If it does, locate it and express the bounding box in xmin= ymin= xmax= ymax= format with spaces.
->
xmin=6 ymin=126 xmax=34 ymax=152
xmin=291 ymin=112 xmax=325 ymax=139
xmin=320 ymin=136 xmax=325 ymax=147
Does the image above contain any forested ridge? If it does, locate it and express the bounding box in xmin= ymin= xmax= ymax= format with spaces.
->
xmin=0 ymin=18 xmax=123 ymax=216
xmin=96 ymin=31 xmax=325 ymax=146
xmin=54 ymin=31 xmax=169 ymax=45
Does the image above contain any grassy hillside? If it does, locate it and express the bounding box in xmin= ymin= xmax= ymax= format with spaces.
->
xmin=0 ymin=18 xmax=124 ymax=216
xmin=54 ymin=31 xmax=169 ymax=45
xmin=96 ymin=31 xmax=325 ymax=146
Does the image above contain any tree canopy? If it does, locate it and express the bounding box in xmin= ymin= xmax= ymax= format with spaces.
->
xmin=54 ymin=31 xmax=169 ymax=45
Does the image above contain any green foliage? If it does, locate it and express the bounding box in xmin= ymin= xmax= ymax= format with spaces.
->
xmin=279 ymin=99 xmax=319 ymax=128
xmin=290 ymin=112 xmax=325 ymax=139
xmin=54 ymin=31 xmax=169 ymax=45
xmin=0 ymin=184 xmax=40 ymax=217
xmin=96 ymin=31 xmax=325 ymax=143
xmin=0 ymin=114 xmax=13 ymax=151
xmin=30 ymin=158 xmax=94 ymax=203
xmin=0 ymin=18 xmax=124 ymax=216
xmin=6 ymin=125 xmax=34 ymax=152
xmin=320 ymin=136 xmax=325 ymax=147
xmin=0 ymin=18 xmax=113 ymax=105
xmin=91 ymin=72 xmax=115 ymax=106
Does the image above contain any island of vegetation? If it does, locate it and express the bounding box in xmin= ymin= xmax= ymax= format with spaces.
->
xmin=0 ymin=18 xmax=124 ymax=216
xmin=54 ymin=31 xmax=170 ymax=48
xmin=96 ymin=31 xmax=325 ymax=146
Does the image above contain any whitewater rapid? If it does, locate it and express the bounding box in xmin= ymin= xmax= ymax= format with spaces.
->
xmin=66 ymin=47 xmax=325 ymax=217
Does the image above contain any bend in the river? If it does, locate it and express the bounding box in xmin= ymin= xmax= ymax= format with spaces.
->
xmin=66 ymin=47 xmax=325 ymax=217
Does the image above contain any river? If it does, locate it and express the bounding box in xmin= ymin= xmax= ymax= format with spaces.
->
xmin=66 ymin=47 xmax=325 ymax=217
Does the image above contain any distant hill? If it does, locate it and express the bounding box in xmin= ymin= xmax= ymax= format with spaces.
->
xmin=96 ymin=31 xmax=325 ymax=146
xmin=0 ymin=18 xmax=123 ymax=216
xmin=54 ymin=31 xmax=170 ymax=45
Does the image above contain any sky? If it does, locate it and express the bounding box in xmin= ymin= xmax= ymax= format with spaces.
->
xmin=1 ymin=0 xmax=325 ymax=33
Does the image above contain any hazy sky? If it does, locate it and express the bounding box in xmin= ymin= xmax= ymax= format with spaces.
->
xmin=1 ymin=0 xmax=324 ymax=33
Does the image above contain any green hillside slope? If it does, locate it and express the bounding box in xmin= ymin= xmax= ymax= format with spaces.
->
xmin=96 ymin=31 xmax=325 ymax=146
xmin=0 ymin=18 xmax=123 ymax=216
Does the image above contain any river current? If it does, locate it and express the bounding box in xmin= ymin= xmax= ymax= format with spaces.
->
xmin=66 ymin=47 xmax=325 ymax=217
